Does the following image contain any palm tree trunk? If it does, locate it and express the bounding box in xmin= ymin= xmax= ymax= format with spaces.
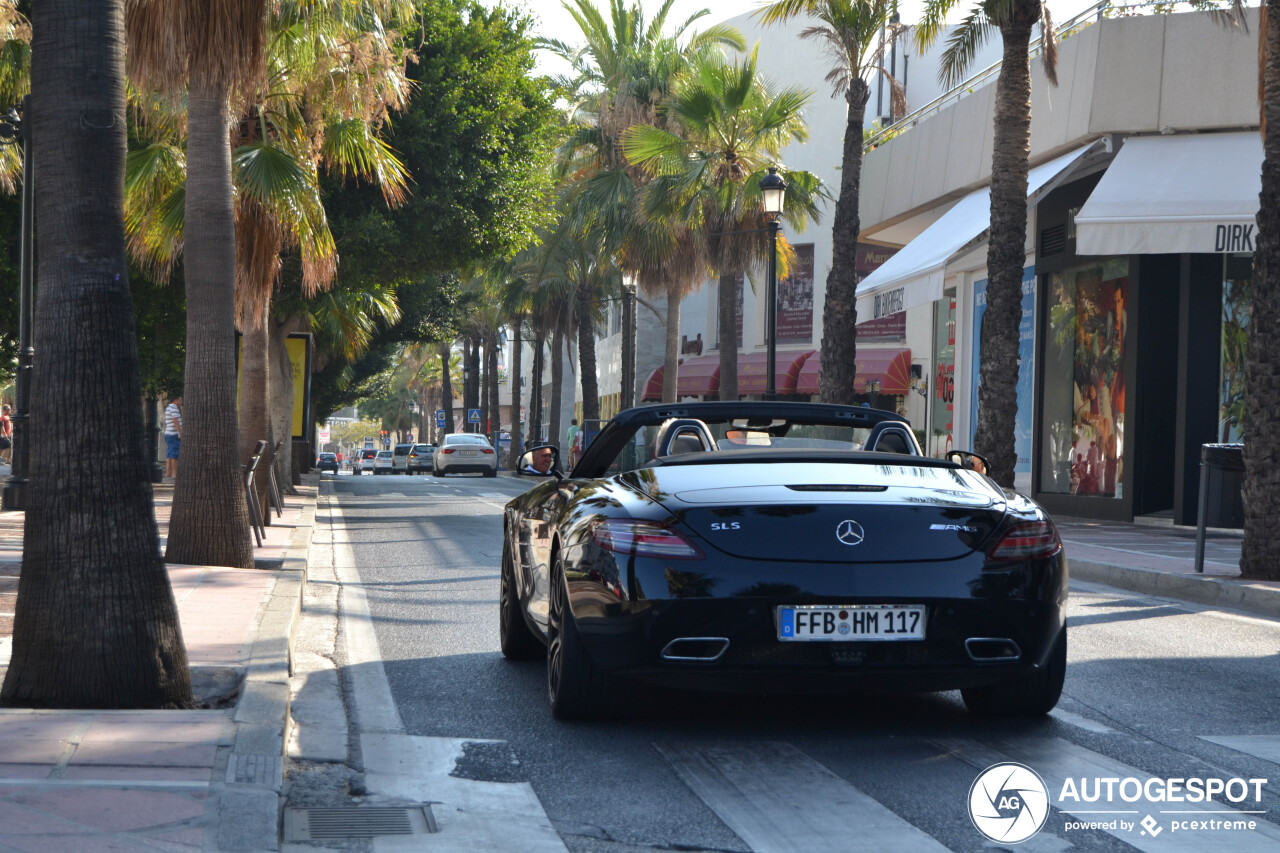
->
xmin=487 ymin=334 xmax=500 ymax=442
xmin=1242 ymin=3 xmax=1280 ymax=579
xmin=532 ymin=329 xmax=545 ymax=442
xmin=165 ymin=74 xmax=254 ymax=568
xmin=238 ymin=314 xmax=272 ymax=523
xmin=510 ymin=317 xmax=523 ymax=466
xmin=439 ymin=342 xmax=454 ymax=435
xmin=478 ymin=332 xmax=489 ymax=437
xmin=663 ymin=286 xmax=681 ymax=403
xmin=973 ymin=20 xmax=1035 ymax=487
xmin=718 ymin=272 xmax=738 ymax=400
xmin=270 ymin=316 xmax=299 ymax=495
xmin=550 ymin=325 xmax=565 ymax=453
xmin=578 ymin=285 xmax=600 ymax=420
xmin=819 ymin=78 xmax=871 ymax=405
xmin=2 ymin=0 xmax=193 ymax=708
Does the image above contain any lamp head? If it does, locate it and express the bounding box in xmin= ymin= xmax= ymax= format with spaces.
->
xmin=759 ymin=167 xmax=786 ymax=218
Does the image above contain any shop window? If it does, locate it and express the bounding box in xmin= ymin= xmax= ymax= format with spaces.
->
xmin=1220 ymin=254 xmax=1252 ymax=443
xmin=929 ymin=292 xmax=956 ymax=456
xmin=1040 ymin=259 xmax=1128 ymax=498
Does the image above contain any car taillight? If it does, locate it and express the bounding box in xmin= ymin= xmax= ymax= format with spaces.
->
xmin=987 ymin=520 xmax=1061 ymax=561
xmin=442 ymin=448 xmax=456 ymax=454
xmin=590 ymin=519 xmax=704 ymax=560
xmin=481 ymin=448 xmax=494 ymax=454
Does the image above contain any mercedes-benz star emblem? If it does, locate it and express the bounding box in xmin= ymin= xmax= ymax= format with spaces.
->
xmin=836 ymin=519 xmax=865 ymax=546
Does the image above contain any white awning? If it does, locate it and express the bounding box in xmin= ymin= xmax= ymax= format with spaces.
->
xmin=855 ymin=142 xmax=1099 ymax=320
xmin=1075 ymin=132 xmax=1262 ymax=255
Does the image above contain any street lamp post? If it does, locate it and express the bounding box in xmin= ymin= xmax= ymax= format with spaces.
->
xmin=2 ymin=97 xmax=32 ymax=511
xmin=759 ymin=167 xmax=787 ymax=400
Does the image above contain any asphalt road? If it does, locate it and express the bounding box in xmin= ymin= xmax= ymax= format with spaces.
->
xmin=324 ymin=469 xmax=1280 ymax=853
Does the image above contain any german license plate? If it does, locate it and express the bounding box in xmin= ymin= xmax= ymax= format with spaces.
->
xmin=777 ymin=605 xmax=925 ymax=641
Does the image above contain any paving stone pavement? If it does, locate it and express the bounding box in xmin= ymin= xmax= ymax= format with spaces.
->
xmin=0 ymin=469 xmax=317 ymax=852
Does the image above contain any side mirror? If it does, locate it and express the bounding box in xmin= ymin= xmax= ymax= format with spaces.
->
xmin=947 ymin=450 xmax=990 ymax=475
xmin=517 ymin=445 xmax=562 ymax=479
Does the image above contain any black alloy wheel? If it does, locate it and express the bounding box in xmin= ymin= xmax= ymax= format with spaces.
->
xmin=499 ymin=538 xmax=543 ymax=660
xmin=546 ymin=555 xmax=618 ymax=720
xmin=961 ymin=625 xmax=1067 ymax=717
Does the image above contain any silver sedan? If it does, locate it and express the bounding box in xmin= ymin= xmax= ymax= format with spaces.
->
xmin=432 ymin=433 xmax=498 ymax=477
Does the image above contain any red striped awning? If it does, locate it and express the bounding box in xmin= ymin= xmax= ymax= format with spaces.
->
xmin=676 ymin=356 xmax=721 ymax=398
xmin=641 ymin=364 xmax=665 ymax=402
xmin=737 ymin=350 xmax=817 ymax=396
xmin=796 ymin=348 xmax=912 ymax=396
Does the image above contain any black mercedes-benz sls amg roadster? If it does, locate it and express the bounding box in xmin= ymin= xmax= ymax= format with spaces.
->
xmin=500 ymin=402 xmax=1067 ymax=720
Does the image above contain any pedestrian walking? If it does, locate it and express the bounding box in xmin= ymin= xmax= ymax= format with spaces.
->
xmin=0 ymin=404 xmax=11 ymax=465
xmin=163 ymin=394 xmax=182 ymax=479
xmin=565 ymin=418 xmax=580 ymax=468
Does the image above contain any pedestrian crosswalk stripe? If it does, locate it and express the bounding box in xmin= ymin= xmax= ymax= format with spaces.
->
xmin=1201 ymin=735 xmax=1280 ymax=767
xmin=934 ymin=736 xmax=1280 ymax=852
xmin=654 ymin=741 xmax=949 ymax=852
xmin=1050 ymin=708 xmax=1116 ymax=734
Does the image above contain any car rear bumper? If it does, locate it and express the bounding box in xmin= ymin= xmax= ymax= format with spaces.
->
xmin=436 ymin=461 xmax=497 ymax=473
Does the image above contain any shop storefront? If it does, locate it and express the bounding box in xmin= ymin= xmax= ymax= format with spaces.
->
xmin=1031 ymin=131 xmax=1261 ymax=523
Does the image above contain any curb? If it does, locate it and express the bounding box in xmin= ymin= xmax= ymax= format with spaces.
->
xmin=1070 ymin=557 xmax=1280 ymax=620
xmin=214 ymin=482 xmax=316 ymax=852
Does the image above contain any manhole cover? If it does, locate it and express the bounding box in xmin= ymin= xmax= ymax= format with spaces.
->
xmin=284 ymin=806 xmax=437 ymax=840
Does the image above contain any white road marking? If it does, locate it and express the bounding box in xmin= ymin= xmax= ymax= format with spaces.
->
xmin=1050 ymin=708 xmax=1117 ymax=734
xmin=1201 ymin=735 xmax=1280 ymax=767
xmin=934 ymin=736 xmax=1280 ymax=851
xmin=654 ymin=741 xmax=949 ymax=852
xmin=363 ymin=734 xmax=568 ymax=852
xmin=328 ymin=499 xmax=404 ymax=734
xmin=0 ymin=635 xmax=9 ymax=667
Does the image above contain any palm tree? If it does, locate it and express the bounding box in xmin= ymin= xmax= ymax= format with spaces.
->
xmin=623 ymin=46 xmax=825 ymax=399
xmin=126 ymin=0 xmax=267 ymax=568
xmin=546 ymin=0 xmax=744 ymax=403
xmin=914 ymin=0 xmax=1059 ymax=485
xmin=1241 ymin=0 xmax=1280 ymax=579
xmin=755 ymin=0 xmax=905 ymax=405
xmin=2 ymin=0 xmax=192 ymax=708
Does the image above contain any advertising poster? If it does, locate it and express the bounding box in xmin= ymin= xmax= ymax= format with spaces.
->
xmin=971 ymin=268 xmax=1036 ymax=486
xmin=855 ymin=244 xmax=905 ymax=341
xmin=777 ymin=244 xmax=814 ymax=342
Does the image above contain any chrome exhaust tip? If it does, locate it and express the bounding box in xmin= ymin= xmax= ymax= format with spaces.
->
xmin=661 ymin=637 xmax=730 ymax=663
xmin=965 ymin=637 xmax=1022 ymax=662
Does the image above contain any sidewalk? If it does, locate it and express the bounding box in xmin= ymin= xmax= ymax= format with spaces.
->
xmin=1053 ymin=515 xmax=1280 ymax=617
xmin=0 ymin=471 xmax=316 ymax=852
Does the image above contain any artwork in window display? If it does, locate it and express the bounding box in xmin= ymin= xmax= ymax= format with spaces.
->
xmin=1220 ymin=254 xmax=1251 ymax=443
xmin=1040 ymin=260 xmax=1127 ymax=498
xmin=778 ymin=244 xmax=814 ymax=342
xmin=971 ymin=268 xmax=1036 ymax=489
xmin=930 ymin=294 xmax=956 ymax=457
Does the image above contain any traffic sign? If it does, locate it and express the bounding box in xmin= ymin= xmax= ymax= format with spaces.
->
xmin=435 ymin=410 xmax=446 ymax=429
xmin=467 ymin=408 xmax=481 ymax=424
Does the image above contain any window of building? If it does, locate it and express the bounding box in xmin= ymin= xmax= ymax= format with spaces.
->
xmin=1220 ymin=253 xmax=1251 ymax=443
xmin=1040 ymin=259 xmax=1129 ymax=498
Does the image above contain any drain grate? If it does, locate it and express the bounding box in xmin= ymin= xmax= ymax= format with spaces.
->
xmin=284 ymin=806 xmax=437 ymax=840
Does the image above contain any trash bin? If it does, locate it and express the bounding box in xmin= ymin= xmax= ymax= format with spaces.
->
xmin=1199 ymin=443 xmax=1244 ymax=528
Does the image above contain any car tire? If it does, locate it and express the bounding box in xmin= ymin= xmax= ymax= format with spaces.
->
xmin=961 ymin=625 xmax=1067 ymax=717
xmin=500 ymin=540 xmax=543 ymax=661
xmin=547 ymin=557 xmax=619 ymax=720
xmin=433 ymin=468 xmax=443 ymax=477
xmin=484 ymin=468 xmax=497 ymax=478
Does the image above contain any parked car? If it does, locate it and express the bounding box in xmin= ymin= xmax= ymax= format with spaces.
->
xmin=407 ymin=444 xmax=435 ymax=474
xmin=372 ymin=450 xmax=394 ymax=474
xmin=316 ymin=452 xmax=339 ymax=473
xmin=392 ymin=443 xmax=414 ymax=474
xmin=352 ymin=448 xmax=377 ymax=475
xmin=498 ymin=401 xmax=1067 ymax=721
xmin=433 ymin=433 xmax=498 ymax=477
